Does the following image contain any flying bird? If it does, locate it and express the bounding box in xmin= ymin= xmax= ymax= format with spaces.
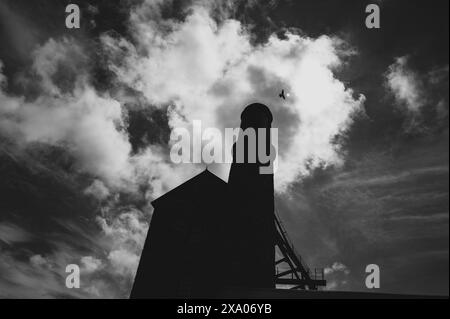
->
xmin=279 ymin=89 xmax=286 ymax=100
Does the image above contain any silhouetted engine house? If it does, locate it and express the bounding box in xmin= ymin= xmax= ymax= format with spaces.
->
xmin=131 ymin=103 xmax=276 ymax=298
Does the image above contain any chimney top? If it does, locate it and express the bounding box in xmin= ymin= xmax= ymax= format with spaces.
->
xmin=240 ymin=103 xmax=273 ymax=129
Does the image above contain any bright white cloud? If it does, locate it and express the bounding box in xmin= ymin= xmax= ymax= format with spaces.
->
xmin=0 ymin=40 xmax=131 ymax=187
xmin=104 ymin=3 xmax=364 ymax=192
xmin=0 ymin=0 xmax=366 ymax=297
xmin=0 ymin=2 xmax=364 ymax=194
xmin=0 ymin=39 xmax=199 ymax=196
xmin=0 ymin=38 xmax=196 ymax=297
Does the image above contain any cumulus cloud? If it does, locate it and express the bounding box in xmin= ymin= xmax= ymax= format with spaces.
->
xmin=84 ymin=179 xmax=111 ymax=200
xmin=0 ymin=0 xmax=365 ymax=297
xmin=0 ymin=38 xmax=199 ymax=196
xmin=96 ymin=208 xmax=149 ymax=279
xmin=386 ymin=56 xmax=425 ymax=114
xmin=103 ymin=2 xmax=364 ymax=192
xmin=0 ymin=1 xmax=364 ymax=194
xmin=0 ymin=41 xmax=131 ymax=187
xmin=323 ymin=261 xmax=350 ymax=291
xmin=324 ymin=261 xmax=350 ymax=275
xmin=0 ymin=34 xmax=201 ymax=297
xmin=107 ymin=249 xmax=140 ymax=277
xmin=0 ymin=39 xmax=196 ymax=297
xmin=81 ymin=256 xmax=102 ymax=273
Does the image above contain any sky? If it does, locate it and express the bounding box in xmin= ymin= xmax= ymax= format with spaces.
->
xmin=0 ymin=0 xmax=448 ymax=297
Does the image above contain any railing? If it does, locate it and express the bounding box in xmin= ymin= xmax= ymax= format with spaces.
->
xmin=311 ymin=268 xmax=325 ymax=281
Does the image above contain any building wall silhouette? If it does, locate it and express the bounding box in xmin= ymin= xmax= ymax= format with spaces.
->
xmin=130 ymin=103 xmax=276 ymax=298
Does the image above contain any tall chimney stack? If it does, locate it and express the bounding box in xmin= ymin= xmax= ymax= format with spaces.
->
xmin=226 ymin=103 xmax=276 ymax=289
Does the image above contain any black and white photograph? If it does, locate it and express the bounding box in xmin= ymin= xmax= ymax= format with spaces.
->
xmin=0 ymin=0 xmax=448 ymax=304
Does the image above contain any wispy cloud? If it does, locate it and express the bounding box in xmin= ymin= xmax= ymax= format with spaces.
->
xmin=0 ymin=222 xmax=32 ymax=245
xmin=385 ymin=56 xmax=449 ymax=132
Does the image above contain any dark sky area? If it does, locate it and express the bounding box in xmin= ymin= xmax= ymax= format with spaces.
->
xmin=0 ymin=0 xmax=448 ymax=297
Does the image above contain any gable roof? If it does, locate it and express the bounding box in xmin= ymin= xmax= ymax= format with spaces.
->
xmin=151 ymin=169 xmax=227 ymax=209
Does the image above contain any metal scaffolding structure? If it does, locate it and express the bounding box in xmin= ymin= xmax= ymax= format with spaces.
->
xmin=274 ymin=211 xmax=326 ymax=290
